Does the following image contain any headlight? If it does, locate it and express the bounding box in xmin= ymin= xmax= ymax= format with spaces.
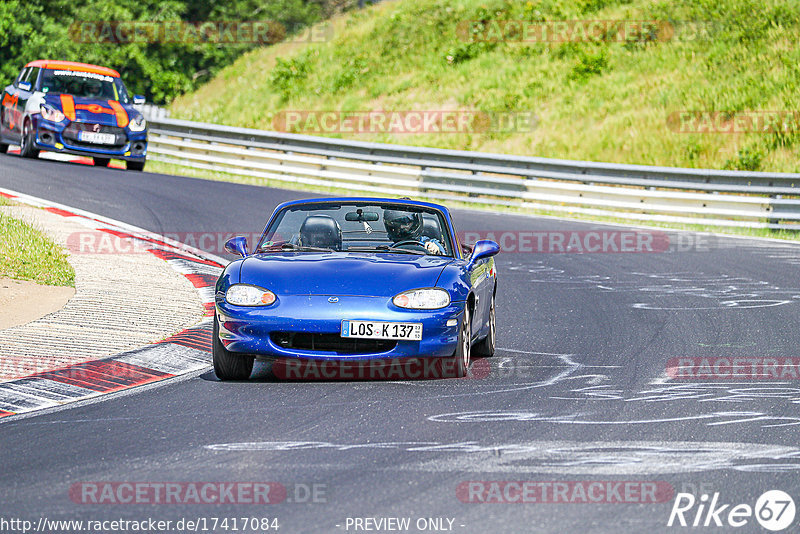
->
xmin=225 ymin=284 xmax=276 ymax=306
xmin=393 ymin=288 xmax=450 ymax=309
xmin=40 ymin=105 xmax=65 ymax=123
xmin=128 ymin=115 xmax=147 ymax=132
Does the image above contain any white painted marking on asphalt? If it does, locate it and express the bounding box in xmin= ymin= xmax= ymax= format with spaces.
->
xmin=203 ymin=439 xmax=800 ymax=475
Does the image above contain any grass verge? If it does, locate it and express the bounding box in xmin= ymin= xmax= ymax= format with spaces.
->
xmin=0 ymin=198 xmax=76 ymax=286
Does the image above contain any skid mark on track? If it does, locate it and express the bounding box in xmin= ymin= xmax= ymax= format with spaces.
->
xmin=426 ymin=410 xmax=800 ymax=428
xmin=505 ymin=262 xmax=800 ymax=310
xmin=203 ymin=439 xmax=800 ymax=475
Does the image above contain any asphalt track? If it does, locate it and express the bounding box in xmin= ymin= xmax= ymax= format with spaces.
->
xmin=2 ymin=154 xmax=800 ymax=533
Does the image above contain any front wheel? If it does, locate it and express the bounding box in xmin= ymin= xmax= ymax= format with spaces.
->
xmin=127 ymin=160 xmax=145 ymax=172
xmin=0 ymin=141 xmax=7 ymax=154
xmin=473 ymin=294 xmax=495 ymax=357
xmin=19 ymin=120 xmax=39 ymax=158
xmin=213 ymin=315 xmax=254 ymax=380
xmin=93 ymin=157 xmax=111 ymax=167
xmin=445 ymin=308 xmax=471 ymax=378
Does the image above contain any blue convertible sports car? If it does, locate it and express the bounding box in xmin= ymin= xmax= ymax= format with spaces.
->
xmin=214 ymin=197 xmax=500 ymax=380
xmin=0 ymin=60 xmax=148 ymax=171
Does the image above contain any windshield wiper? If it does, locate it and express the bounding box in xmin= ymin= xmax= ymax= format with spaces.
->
xmin=346 ymin=246 xmax=427 ymax=255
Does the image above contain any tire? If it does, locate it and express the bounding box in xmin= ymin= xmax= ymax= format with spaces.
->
xmin=0 ymin=110 xmax=8 ymax=153
xmin=19 ymin=119 xmax=39 ymax=159
xmin=445 ymin=308 xmax=471 ymax=378
xmin=127 ymin=160 xmax=145 ymax=172
xmin=473 ymin=294 xmax=496 ymax=357
xmin=93 ymin=157 xmax=111 ymax=167
xmin=213 ymin=315 xmax=254 ymax=381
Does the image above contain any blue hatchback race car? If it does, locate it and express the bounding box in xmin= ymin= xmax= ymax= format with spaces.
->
xmin=214 ymin=197 xmax=500 ymax=380
xmin=0 ymin=60 xmax=148 ymax=171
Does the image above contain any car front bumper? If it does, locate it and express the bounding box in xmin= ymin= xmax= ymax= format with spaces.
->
xmin=216 ymin=294 xmax=466 ymax=360
xmin=32 ymin=116 xmax=147 ymax=162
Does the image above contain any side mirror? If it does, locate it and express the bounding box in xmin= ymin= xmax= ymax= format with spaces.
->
xmin=18 ymin=81 xmax=31 ymax=91
xmin=133 ymin=95 xmax=145 ymax=105
xmin=224 ymin=236 xmax=249 ymax=257
xmin=467 ymin=239 xmax=500 ymax=268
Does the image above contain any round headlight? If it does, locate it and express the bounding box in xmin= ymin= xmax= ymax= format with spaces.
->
xmin=226 ymin=284 xmax=276 ymax=306
xmin=393 ymin=288 xmax=450 ymax=309
xmin=128 ymin=115 xmax=147 ymax=132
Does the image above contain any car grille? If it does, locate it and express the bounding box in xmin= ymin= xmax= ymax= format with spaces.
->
xmin=62 ymin=122 xmax=127 ymax=149
xmin=271 ymin=332 xmax=396 ymax=354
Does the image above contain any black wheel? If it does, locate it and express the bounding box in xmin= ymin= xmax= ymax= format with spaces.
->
xmin=19 ymin=119 xmax=39 ymax=158
xmin=473 ymin=294 xmax=495 ymax=357
xmin=445 ymin=308 xmax=471 ymax=378
xmin=213 ymin=315 xmax=254 ymax=381
xmin=93 ymin=157 xmax=111 ymax=167
xmin=127 ymin=160 xmax=145 ymax=171
xmin=0 ymin=110 xmax=8 ymax=153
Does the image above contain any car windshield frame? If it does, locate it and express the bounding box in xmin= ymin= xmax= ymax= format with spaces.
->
xmin=256 ymin=201 xmax=457 ymax=258
xmin=38 ymin=69 xmax=131 ymax=104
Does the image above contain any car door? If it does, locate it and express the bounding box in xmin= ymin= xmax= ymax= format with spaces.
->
xmin=462 ymin=238 xmax=490 ymax=338
xmin=13 ymin=67 xmax=37 ymax=133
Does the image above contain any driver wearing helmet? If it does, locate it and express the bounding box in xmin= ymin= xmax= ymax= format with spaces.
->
xmin=383 ymin=209 xmax=446 ymax=255
xmin=85 ymin=79 xmax=103 ymax=98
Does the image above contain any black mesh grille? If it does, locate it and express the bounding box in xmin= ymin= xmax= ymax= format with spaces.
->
xmin=62 ymin=122 xmax=127 ymax=148
xmin=271 ymin=332 xmax=396 ymax=354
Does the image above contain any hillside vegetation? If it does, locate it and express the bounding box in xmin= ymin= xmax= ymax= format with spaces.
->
xmin=170 ymin=0 xmax=800 ymax=172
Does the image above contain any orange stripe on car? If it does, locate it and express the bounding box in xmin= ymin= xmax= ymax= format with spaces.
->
xmin=60 ymin=95 xmax=76 ymax=121
xmin=107 ymin=100 xmax=128 ymax=128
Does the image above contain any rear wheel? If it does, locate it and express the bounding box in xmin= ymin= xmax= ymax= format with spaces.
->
xmin=0 ymin=141 xmax=7 ymax=154
xmin=19 ymin=120 xmax=39 ymax=158
xmin=213 ymin=315 xmax=254 ymax=381
xmin=93 ymin=157 xmax=111 ymax=167
xmin=127 ymin=160 xmax=145 ymax=172
xmin=473 ymin=294 xmax=495 ymax=357
xmin=446 ymin=308 xmax=471 ymax=378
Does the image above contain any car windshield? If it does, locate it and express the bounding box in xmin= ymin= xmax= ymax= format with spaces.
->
xmin=38 ymin=69 xmax=131 ymax=103
xmin=258 ymin=202 xmax=454 ymax=257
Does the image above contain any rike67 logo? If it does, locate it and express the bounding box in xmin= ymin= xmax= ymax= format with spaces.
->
xmin=668 ymin=490 xmax=795 ymax=531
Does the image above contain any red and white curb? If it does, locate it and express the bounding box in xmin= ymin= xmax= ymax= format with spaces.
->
xmin=0 ymin=187 xmax=226 ymax=419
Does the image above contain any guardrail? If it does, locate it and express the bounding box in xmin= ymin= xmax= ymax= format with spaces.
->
xmin=145 ymin=116 xmax=800 ymax=230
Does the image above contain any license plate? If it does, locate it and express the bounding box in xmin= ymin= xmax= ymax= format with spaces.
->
xmin=78 ymin=131 xmax=116 ymax=145
xmin=341 ymin=320 xmax=422 ymax=340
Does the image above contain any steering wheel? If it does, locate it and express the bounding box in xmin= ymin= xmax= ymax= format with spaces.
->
xmin=390 ymin=239 xmax=427 ymax=249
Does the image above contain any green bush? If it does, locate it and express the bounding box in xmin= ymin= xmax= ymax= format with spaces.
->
xmin=0 ymin=0 xmax=340 ymax=104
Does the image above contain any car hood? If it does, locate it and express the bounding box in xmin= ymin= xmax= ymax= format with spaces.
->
xmin=43 ymin=94 xmax=135 ymax=128
xmin=239 ymin=253 xmax=455 ymax=297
